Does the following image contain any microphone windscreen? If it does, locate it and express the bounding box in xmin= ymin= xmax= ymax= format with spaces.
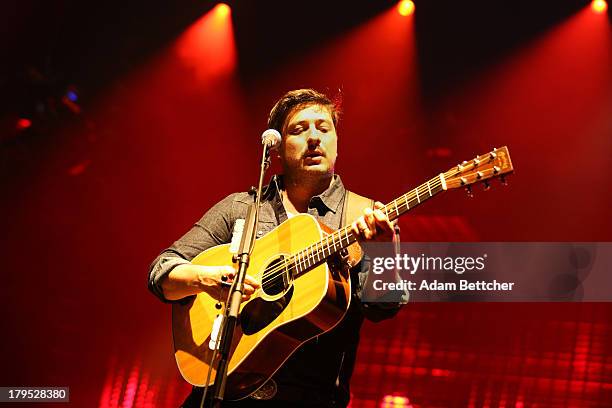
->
xmin=261 ymin=129 xmax=282 ymax=150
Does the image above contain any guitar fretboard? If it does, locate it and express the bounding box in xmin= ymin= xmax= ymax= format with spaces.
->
xmin=285 ymin=174 xmax=446 ymax=277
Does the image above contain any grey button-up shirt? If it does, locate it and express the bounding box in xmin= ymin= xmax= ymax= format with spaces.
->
xmin=148 ymin=174 xmax=404 ymax=407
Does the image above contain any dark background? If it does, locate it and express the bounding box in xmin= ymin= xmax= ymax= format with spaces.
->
xmin=1 ymin=1 xmax=611 ymax=406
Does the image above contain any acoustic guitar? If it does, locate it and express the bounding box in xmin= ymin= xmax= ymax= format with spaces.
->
xmin=172 ymin=147 xmax=514 ymax=399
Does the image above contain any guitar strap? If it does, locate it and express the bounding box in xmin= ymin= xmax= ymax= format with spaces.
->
xmin=341 ymin=190 xmax=375 ymax=228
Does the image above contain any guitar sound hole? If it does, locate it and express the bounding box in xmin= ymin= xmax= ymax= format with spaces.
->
xmin=240 ymin=286 xmax=293 ymax=335
xmin=261 ymin=255 xmax=292 ymax=296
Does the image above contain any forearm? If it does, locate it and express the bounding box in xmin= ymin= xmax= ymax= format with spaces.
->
xmin=155 ymin=262 xmax=258 ymax=303
xmin=160 ymin=264 xmax=206 ymax=301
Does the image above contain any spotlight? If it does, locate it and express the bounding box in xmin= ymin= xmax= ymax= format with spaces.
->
xmin=215 ymin=3 xmax=231 ymax=18
xmin=591 ymin=0 xmax=607 ymax=13
xmin=397 ymin=0 xmax=415 ymax=17
xmin=66 ymin=90 xmax=78 ymax=102
xmin=16 ymin=118 xmax=32 ymax=130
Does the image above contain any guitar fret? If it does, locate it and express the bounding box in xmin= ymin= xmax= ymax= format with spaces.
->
xmin=295 ymin=252 xmax=302 ymax=273
xmin=290 ymin=180 xmax=447 ymax=275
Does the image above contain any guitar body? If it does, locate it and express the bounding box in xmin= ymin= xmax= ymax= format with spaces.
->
xmin=172 ymin=214 xmax=357 ymax=400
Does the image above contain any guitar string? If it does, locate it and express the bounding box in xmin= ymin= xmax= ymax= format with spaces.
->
xmin=257 ymin=177 xmax=446 ymax=287
xmin=256 ymin=173 xmax=464 ymax=288
xmin=257 ymin=183 xmax=443 ymax=289
xmin=256 ymin=159 xmax=499 ymax=289
xmin=256 ymin=164 xmax=480 ymax=288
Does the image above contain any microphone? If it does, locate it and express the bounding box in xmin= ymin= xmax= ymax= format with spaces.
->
xmin=261 ymin=129 xmax=281 ymax=150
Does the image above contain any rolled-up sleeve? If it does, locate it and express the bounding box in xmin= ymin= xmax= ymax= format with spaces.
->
xmin=147 ymin=193 xmax=239 ymax=303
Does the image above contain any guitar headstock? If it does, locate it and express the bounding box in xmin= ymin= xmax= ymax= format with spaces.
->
xmin=443 ymin=146 xmax=513 ymax=194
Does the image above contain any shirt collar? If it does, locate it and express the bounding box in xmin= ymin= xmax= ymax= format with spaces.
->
xmin=266 ymin=173 xmax=346 ymax=214
xmin=315 ymin=174 xmax=345 ymax=214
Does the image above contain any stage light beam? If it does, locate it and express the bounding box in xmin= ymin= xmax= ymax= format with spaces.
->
xmin=397 ymin=0 xmax=415 ymax=17
xmin=591 ymin=0 xmax=608 ymax=13
xmin=175 ymin=2 xmax=236 ymax=82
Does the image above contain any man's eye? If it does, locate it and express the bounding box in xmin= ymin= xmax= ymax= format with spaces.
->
xmin=290 ymin=127 xmax=303 ymax=135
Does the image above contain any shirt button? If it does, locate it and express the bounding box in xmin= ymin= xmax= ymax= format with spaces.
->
xmin=257 ymin=231 xmax=263 ymax=236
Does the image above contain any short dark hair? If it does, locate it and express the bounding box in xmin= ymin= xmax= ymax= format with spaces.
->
xmin=267 ymin=88 xmax=341 ymax=133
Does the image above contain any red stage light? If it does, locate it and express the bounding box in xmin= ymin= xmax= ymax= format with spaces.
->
xmin=397 ymin=0 xmax=415 ymax=16
xmin=591 ymin=0 xmax=608 ymax=13
xmin=16 ymin=118 xmax=32 ymax=130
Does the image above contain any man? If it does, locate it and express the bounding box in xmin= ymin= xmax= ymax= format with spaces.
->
xmin=149 ymin=89 xmax=406 ymax=407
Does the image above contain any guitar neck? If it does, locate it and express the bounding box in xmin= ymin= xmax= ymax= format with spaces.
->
xmin=290 ymin=174 xmax=446 ymax=276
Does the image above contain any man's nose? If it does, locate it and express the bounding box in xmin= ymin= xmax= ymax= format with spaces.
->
xmin=306 ymin=128 xmax=322 ymax=147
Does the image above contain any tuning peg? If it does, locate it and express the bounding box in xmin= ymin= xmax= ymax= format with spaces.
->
xmin=460 ymin=177 xmax=467 ymax=186
xmin=483 ymin=180 xmax=491 ymax=190
xmin=476 ymin=171 xmax=483 ymax=179
xmin=493 ymin=166 xmax=500 ymax=174
xmin=489 ymin=151 xmax=497 ymax=160
xmin=500 ymin=175 xmax=508 ymax=186
xmin=465 ymin=185 xmax=473 ymax=198
xmin=473 ymin=158 xmax=480 ymax=166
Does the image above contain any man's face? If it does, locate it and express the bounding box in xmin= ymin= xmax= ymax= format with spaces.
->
xmin=279 ymin=104 xmax=338 ymax=180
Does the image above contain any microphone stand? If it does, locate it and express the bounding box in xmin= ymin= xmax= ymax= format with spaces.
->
xmin=210 ymin=142 xmax=272 ymax=408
